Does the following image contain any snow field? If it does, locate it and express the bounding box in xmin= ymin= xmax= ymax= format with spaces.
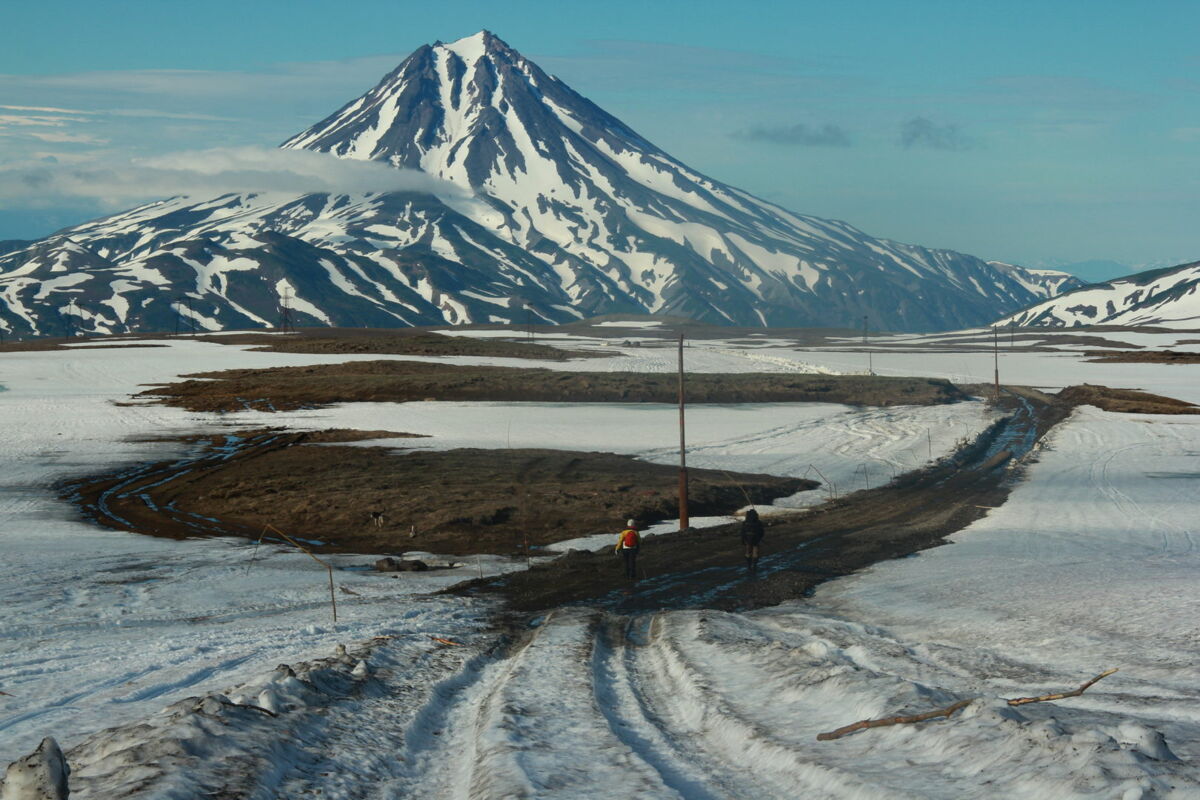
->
xmin=810 ymin=407 xmax=1200 ymax=789
xmin=4 ymin=328 xmax=1200 ymax=798
xmin=0 ymin=336 xmax=992 ymax=768
xmin=0 ymin=340 xmax=540 ymax=762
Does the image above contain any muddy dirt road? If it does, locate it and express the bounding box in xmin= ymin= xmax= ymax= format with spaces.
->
xmin=456 ymin=389 xmax=1068 ymax=613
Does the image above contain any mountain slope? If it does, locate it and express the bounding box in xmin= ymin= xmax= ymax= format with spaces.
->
xmin=987 ymin=261 xmax=1082 ymax=299
xmin=999 ymin=260 xmax=1200 ymax=329
xmin=1 ymin=32 xmax=1079 ymax=336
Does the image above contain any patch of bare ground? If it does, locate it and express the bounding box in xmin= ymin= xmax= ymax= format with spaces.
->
xmin=1084 ymin=350 xmax=1200 ymax=365
xmin=137 ymin=360 xmax=968 ymax=413
xmin=0 ymin=338 xmax=166 ymax=353
xmin=195 ymin=329 xmax=604 ymax=361
xmin=1056 ymin=384 xmax=1199 ymax=414
xmin=61 ymin=430 xmax=812 ymax=555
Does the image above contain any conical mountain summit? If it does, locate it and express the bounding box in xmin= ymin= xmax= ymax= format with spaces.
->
xmin=0 ymin=31 xmax=1079 ymax=336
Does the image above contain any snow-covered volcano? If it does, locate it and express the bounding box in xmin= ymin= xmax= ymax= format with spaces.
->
xmin=1 ymin=31 xmax=1080 ymax=336
xmin=999 ymin=259 xmax=1200 ymax=328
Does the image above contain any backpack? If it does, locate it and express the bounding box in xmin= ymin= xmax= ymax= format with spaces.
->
xmin=620 ymin=528 xmax=639 ymax=549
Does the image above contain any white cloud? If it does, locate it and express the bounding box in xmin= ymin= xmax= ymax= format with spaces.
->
xmin=0 ymin=104 xmax=95 ymax=115
xmin=23 ymin=130 xmax=109 ymax=144
xmin=0 ymin=113 xmax=91 ymax=127
xmin=0 ymin=145 xmax=480 ymax=210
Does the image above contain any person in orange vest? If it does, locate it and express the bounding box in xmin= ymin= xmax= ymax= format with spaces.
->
xmin=614 ymin=518 xmax=641 ymax=580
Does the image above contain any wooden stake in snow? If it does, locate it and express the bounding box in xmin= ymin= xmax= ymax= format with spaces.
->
xmin=816 ymin=668 xmax=1118 ymax=741
xmin=677 ymin=332 xmax=689 ymax=531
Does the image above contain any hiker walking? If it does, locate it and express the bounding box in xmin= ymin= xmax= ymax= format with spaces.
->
xmin=741 ymin=508 xmax=764 ymax=573
xmin=615 ymin=519 xmax=641 ymax=580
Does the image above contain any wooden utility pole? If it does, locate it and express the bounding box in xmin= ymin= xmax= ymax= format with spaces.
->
xmin=993 ymin=325 xmax=1000 ymax=400
xmin=677 ymin=332 xmax=689 ymax=531
xmin=864 ymin=315 xmax=874 ymax=375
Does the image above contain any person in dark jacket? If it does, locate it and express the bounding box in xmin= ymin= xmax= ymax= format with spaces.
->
xmin=614 ymin=519 xmax=641 ymax=580
xmin=740 ymin=508 xmax=764 ymax=573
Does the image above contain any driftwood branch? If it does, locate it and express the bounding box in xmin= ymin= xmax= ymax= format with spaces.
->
xmin=817 ymin=668 xmax=1118 ymax=741
xmin=817 ymin=699 xmax=972 ymax=741
xmin=1005 ymin=667 xmax=1118 ymax=706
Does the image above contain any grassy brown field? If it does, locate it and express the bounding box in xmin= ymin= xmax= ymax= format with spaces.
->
xmin=62 ymin=429 xmax=813 ymax=555
xmin=1084 ymin=350 xmax=1200 ymax=365
xmin=197 ymin=330 xmax=604 ymax=361
xmin=139 ymin=360 xmax=969 ymax=412
xmin=1056 ymin=384 xmax=1199 ymax=414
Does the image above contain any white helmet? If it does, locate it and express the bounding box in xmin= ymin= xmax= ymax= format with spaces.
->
xmin=626 ymin=519 xmax=637 ymax=528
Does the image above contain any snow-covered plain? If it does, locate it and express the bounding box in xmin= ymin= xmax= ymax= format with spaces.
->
xmin=2 ymin=328 xmax=1199 ymax=797
xmin=0 ymin=338 xmax=985 ymax=766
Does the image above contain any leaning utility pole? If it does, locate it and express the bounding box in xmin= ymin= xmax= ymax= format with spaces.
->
xmin=677 ymin=332 xmax=690 ymax=531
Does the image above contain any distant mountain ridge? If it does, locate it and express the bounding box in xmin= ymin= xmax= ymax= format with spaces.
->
xmin=999 ymin=259 xmax=1200 ymax=328
xmin=1 ymin=31 xmax=1082 ymax=337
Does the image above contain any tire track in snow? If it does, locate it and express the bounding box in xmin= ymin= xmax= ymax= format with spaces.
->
xmin=622 ymin=613 xmax=906 ymax=800
xmin=388 ymin=609 xmax=671 ymax=799
xmin=590 ymin=614 xmax=745 ymax=800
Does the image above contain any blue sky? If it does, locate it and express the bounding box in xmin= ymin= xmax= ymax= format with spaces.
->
xmin=2 ymin=0 xmax=1198 ymax=271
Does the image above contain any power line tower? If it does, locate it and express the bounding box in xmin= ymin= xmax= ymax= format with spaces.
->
xmin=278 ymin=288 xmax=296 ymax=333
xmin=62 ymin=301 xmax=78 ymax=339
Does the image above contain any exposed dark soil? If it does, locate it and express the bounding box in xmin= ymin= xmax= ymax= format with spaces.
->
xmin=138 ymin=360 xmax=968 ymax=413
xmin=451 ymin=388 xmax=1073 ymax=612
xmin=0 ymin=338 xmax=167 ymax=353
xmin=60 ymin=430 xmax=812 ymax=555
xmin=1056 ymin=384 xmax=1199 ymax=414
xmin=197 ymin=329 xmax=604 ymax=361
xmin=1084 ymin=350 xmax=1200 ymax=365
